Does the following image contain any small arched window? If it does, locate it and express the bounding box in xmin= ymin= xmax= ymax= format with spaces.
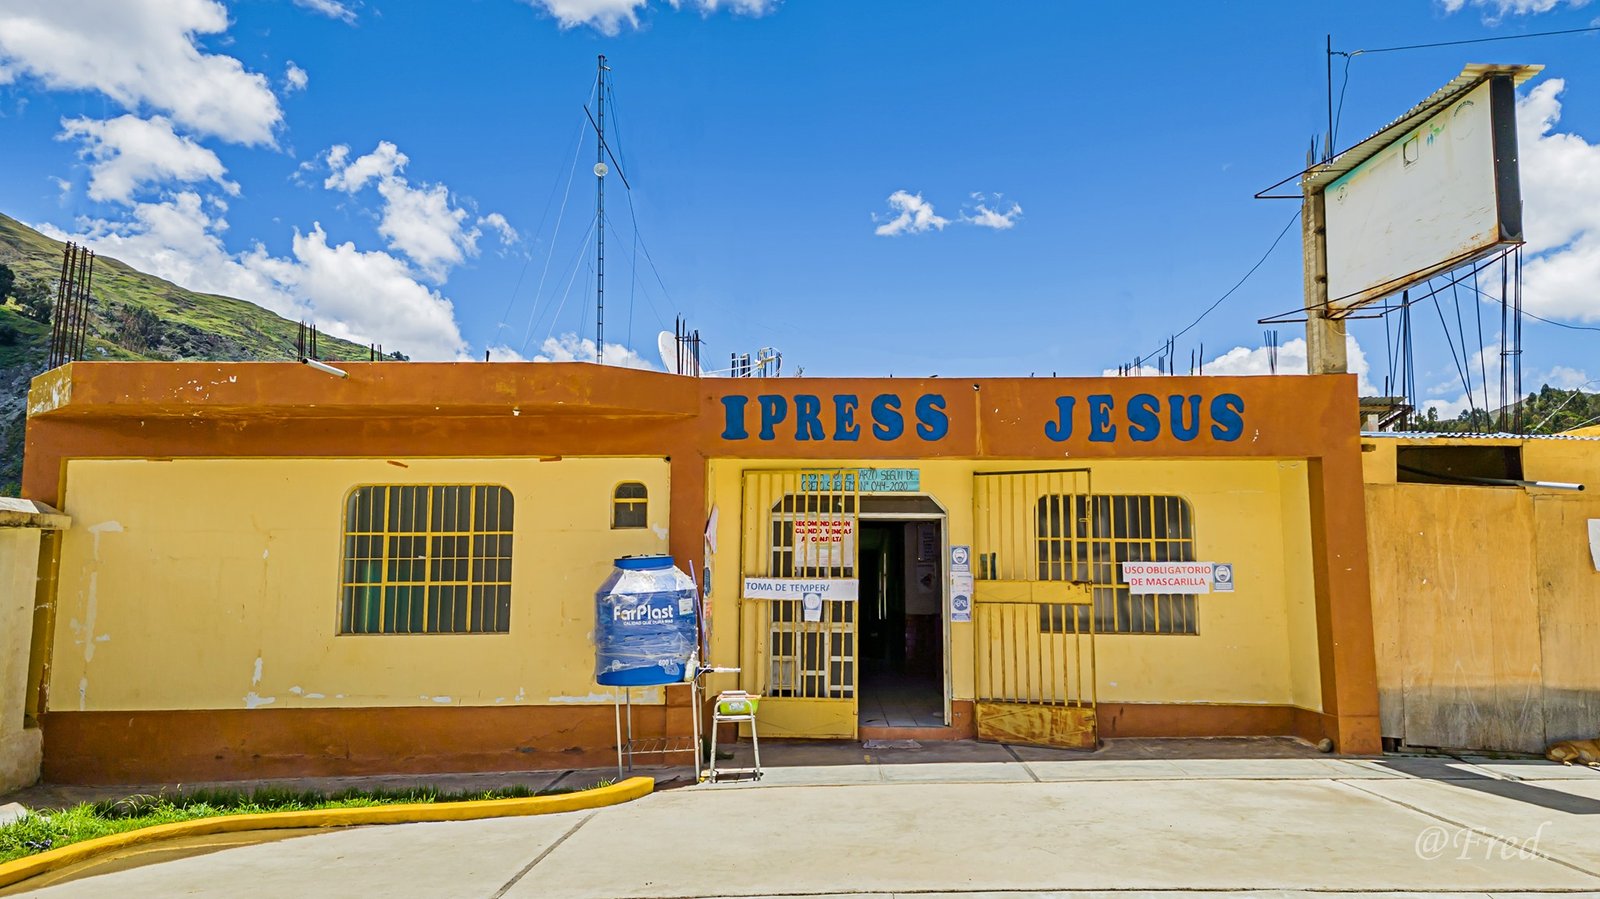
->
xmin=612 ymin=482 xmax=648 ymax=529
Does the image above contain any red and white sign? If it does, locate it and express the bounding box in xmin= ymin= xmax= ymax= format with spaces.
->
xmin=794 ymin=517 xmax=855 ymax=569
xmin=1121 ymin=561 xmax=1215 ymax=594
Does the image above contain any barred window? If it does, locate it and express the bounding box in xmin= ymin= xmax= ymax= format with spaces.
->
xmin=612 ymin=482 xmax=648 ymax=529
xmin=340 ymin=485 xmax=514 ymax=634
xmin=1036 ymin=494 xmax=1198 ymax=636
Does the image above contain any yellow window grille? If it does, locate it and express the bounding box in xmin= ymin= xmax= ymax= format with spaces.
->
xmin=612 ymin=482 xmax=648 ymax=529
xmin=1036 ymin=494 xmax=1198 ymax=635
xmin=340 ymin=484 xmax=514 ymax=634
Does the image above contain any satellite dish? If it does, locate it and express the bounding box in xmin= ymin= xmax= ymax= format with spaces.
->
xmin=656 ymin=331 xmax=678 ymax=373
xmin=594 ymin=162 xmax=609 ymax=178
xmin=656 ymin=329 xmax=700 ymax=376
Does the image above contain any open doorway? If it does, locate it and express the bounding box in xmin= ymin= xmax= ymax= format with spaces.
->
xmin=858 ymin=519 xmax=944 ymax=728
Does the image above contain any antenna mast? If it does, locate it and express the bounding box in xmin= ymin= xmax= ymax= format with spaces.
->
xmin=594 ymin=54 xmax=608 ymax=365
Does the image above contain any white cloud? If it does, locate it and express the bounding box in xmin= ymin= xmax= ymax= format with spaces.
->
xmin=41 ymin=193 xmax=469 ymax=361
xmin=962 ymin=193 xmax=1023 ymax=230
xmin=40 ymin=191 xmax=300 ymax=317
xmin=522 ymin=0 xmax=650 ymax=34
xmin=1421 ymin=365 xmax=1593 ymax=420
xmin=374 ymin=178 xmax=478 ymax=280
xmin=293 ymin=0 xmax=358 ymax=23
xmin=1543 ymin=366 xmax=1594 ymax=390
xmin=532 ymin=333 xmax=658 ymax=369
xmin=1515 ymin=78 xmax=1600 ymax=323
xmin=674 ymin=0 xmax=778 ymax=15
xmin=1103 ymin=336 xmax=1378 ymax=397
xmin=324 ymin=141 xmax=406 ymax=193
xmin=243 ymin=224 xmax=467 ymax=360
xmin=58 ymin=114 xmax=238 ymax=204
xmin=284 ymin=62 xmax=309 ymax=93
xmin=0 ymin=0 xmax=281 ymax=144
xmin=873 ymin=190 xmax=949 ymax=237
xmin=521 ymin=0 xmax=775 ymax=34
xmin=1439 ymin=0 xmax=1585 ymax=16
xmin=324 ymin=141 xmax=490 ymax=280
xmin=479 ymin=212 xmax=519 ymax=248
xmin=484 ymin=345 xmax=527 ymax=362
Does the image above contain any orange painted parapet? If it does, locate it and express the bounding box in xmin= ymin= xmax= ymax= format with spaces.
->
xmin=698 ymin=375 xmax=1360 ymax=460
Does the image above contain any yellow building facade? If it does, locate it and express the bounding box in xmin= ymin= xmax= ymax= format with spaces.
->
xmin=22 ymin=362 xmax=1380 ymax=782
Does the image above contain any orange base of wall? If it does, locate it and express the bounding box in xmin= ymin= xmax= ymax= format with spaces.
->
xmin=1097 ymin=702 xmax=1334 ymax=746
xmin=41 ymin=705 xmax=690 ymax=785
xmin=41 ymin=701 xmax=1355 ymax=784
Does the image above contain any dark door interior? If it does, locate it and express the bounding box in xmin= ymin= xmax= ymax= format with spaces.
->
xmin=859 ymin=520 xmax=944 ymax=728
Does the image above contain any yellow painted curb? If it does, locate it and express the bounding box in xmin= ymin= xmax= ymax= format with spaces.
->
xmin=0 ymin=775 xmax=653 ymax=890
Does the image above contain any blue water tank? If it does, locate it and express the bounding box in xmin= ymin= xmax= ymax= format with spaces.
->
xmin=594 ymin=555 xmax=698 ymax=687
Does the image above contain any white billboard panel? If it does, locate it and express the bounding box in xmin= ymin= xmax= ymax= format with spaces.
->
xmin=1324 ymin=78 xmax=1522 ymax=311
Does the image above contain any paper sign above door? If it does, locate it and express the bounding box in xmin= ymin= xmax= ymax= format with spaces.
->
xmin=799 ymin=468 xmax=920 ymax=493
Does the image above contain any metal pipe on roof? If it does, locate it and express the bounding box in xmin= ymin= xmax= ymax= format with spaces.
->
xmin=302 ymin=358 xmax=349 ymax=379
xmin=1397 ymin=465 xmax=1583 ymax=491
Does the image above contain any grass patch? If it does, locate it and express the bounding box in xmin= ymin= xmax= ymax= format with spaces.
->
xmin=0 ymin=779 xmax=615 ymax=863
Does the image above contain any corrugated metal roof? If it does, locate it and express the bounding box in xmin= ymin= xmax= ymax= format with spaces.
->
xmin=1361 ymin=431 xmax=1600 ymax=442
xmin=1302 ymin=63 xmax=1543 ymax=193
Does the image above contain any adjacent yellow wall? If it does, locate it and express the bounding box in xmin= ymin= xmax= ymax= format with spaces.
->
xmin=50 ymin=457 xmax=669 ymax=713
xmin=1362 ymin=435 xmax=1600 ymax=750
xmin=705 ymin=458 xmax=1323 ymax=714
xmin=2 ymin=528 xmax=47 ymax=791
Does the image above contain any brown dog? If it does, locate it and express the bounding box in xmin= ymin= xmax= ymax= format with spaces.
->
xmin=1546 ymin=739 xmax=1600 ymax=767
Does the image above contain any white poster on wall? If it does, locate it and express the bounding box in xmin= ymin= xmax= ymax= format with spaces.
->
xmin=950 ymin=545 xmax=973 ymax=623
xmin=743 ymin=578 xmax=860 ymax=601
xmin=950 ymin=573 xmax=974 ymax=623
xmin=1122 ymin=561 xmax=1215 ymax=595
xmin=1589 ymin=519 xmax=1600 ymax=572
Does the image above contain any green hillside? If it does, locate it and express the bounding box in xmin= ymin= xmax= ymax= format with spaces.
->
xmin=0 ymin=212 xmax=385 ymax=496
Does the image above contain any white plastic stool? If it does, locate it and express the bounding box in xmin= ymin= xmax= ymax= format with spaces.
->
xmin=707 ymin=690 xmax=761 ymax=782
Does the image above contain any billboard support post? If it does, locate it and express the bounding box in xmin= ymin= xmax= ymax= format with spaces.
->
xmin=1277 ymin=64 xmax=1541 ymax=379
xmin=1302 ymin=189 xmax=1347 ymax=375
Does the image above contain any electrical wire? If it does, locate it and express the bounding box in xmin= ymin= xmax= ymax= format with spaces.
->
xmin=537 ymin=216 xmax=600 ymax=352
xmin=1522 ymin=308 xmax=1600 ymax=332
xmin=519 ymin=102 xmax=593 ymax=352
xmin=1456 ymin=276 xmax=1600 ymax=332
xmin=604 ymin=217 xmax=668 ymax=332
xmin=1529 ymin=378 xmax=1600 ymax=433
xmin=1331 ymin=54 xmax=1353 ymax=150
xmin=1131 ymin=210 xmax=1300 ymax=365
xmin=1344 ymin=24 xmax=1600 ymax=56
xmin=490 ymin=110 xmax=587 ymax=352
xmin=1427 ymin=284 xmax=1476 ymax=415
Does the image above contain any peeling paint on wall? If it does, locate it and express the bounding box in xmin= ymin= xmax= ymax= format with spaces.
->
xmin=251 ymin=657 xmax=263 ymax=686
xmin=548 ymin=689 xmax=661 ymax=704
xmin=243 ymin=692 xmax=275 ymax=709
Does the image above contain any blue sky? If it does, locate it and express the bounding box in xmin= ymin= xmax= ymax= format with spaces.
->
xmin=1 ymin=0 xmax=1597 ymax=415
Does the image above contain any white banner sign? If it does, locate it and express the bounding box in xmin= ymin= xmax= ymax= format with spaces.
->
xmin=1589 ymin=519 xmax=1600 ymax=572
xmin=793 ymin=517 xmax=855 ymax=569
xmin=743 ymin=578 xmax=859 ymax=601
xmin=1122 ymin=561 xmax=1215 ymax=595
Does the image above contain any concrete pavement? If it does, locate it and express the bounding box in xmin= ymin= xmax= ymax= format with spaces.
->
xmin=6 ymin=743 xmax=1600 ymax=897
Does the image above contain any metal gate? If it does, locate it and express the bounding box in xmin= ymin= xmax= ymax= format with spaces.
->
xmin=971 ymin=469 xmax=1098 ymax=749
xmin=740 ymin=469 xmax=860 ymax=738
